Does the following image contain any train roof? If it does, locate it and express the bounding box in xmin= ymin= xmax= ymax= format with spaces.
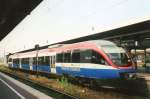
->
xmin=89 ymin=40 xmax=116 ymax=46
xmin=10 ymin=40 xmax=117 ymax=56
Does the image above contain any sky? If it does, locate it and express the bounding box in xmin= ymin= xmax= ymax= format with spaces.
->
xmin=1 ymin=0 xmax=150 ymax=56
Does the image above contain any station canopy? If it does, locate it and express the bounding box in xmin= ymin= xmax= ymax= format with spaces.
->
xmin=58 ymin=18 xmax=150 ymax=50
xmin=0 ymin=0 xmax=42 ymax=41
xmin=17 ymin=18 xmax=150 ymax=54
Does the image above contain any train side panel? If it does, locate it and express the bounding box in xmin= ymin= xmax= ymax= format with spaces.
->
xmin=55 ymin=63 xmax=120 ymax=79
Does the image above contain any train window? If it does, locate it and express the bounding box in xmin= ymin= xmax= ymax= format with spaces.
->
xmin=64 ymin=52 xmax=71 ymax=63
xmin=80 ymin=50 xmax=92 ymax=63
xmin=33 ymin=57 xmax=37 ymax=65
xmin=56 ymin=53 xmax=63 ymax=62
xmin=72 ymin=50 xmax=80 ymax=63
xmin=80 ymin=49 xmax=107 ymax=65
xmin=13 ymin=59 xmax=19 ymax=65
xmin=45 ymin=56 xmax=50 ymax=65
xmin=38 ymin=57 xmax=44 ymax=65
xmin=91 ymin=51 xmax=106 ymax=65
xmin=21 ymin=58 xmax=29 ymax=64
xmin=38 ymin=57 xmax=41 ymax=65
xmin=26 ymin=58 xmax=29 ymax=64
xmin=38 ymin=56 xmax=50 ymax=66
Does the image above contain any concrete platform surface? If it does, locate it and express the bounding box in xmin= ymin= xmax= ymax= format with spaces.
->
xmin=0 ymin=72 xmax=53 ymax=99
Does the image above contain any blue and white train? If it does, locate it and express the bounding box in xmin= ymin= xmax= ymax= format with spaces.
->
xmin=8 ymin=40 xmax=136 ymax=79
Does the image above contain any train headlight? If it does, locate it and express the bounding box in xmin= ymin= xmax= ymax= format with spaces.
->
xmin=120 ymin=73 xmax=136 ymax=80
xmin=128 ymin=73 xmax=136 ymax=79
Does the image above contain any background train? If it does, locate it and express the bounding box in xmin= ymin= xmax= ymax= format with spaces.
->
xmin=7 ymin=40 xmax=136 ymax=79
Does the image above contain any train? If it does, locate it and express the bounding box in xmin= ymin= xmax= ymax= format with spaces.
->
xmin=7 ymin=40 xmax=136 ymax=79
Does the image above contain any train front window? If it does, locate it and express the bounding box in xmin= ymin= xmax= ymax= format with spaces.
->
xmin=101 ymin=45 xmax=131 ymax=66
xmin=91 ymin=51 xmax=107 ymax=65
xmin=80 ymin=50 xmax=107 ymax=65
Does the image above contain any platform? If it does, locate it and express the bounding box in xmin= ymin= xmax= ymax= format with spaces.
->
xmin=0 ymin=72 xmax=53 ymax=99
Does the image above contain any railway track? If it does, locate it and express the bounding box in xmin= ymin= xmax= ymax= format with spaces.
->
xmin=0 ymin=70 xmax=78 ymax=99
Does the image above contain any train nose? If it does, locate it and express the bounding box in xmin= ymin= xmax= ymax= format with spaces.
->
xmin=120 ymin=73 xmax=136 ymax=80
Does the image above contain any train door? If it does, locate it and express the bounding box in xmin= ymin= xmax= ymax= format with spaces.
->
xmin=50 ymin=55 xmax=56 ymax=73
xmin=19 ymin=58 xmax=22 ymax=69
xmin=29 ymin=58 xmax=33 ymax=70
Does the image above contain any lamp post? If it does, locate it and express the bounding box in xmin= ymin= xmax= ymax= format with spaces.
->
xmin=35 ymin=44 xmax=39 ymax=77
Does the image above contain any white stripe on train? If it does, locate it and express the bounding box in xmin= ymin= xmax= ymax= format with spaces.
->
xmin=56 ymin=63 xmax=117 ymax=69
